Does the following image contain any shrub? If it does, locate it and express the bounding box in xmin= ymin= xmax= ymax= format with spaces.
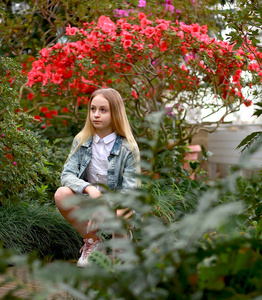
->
xmin=0 ymin=56 xmax=63 ymax=203
xmin=25 ymin=14 xmax=262 ymax=151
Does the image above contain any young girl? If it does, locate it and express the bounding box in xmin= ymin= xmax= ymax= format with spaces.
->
xmin=54 ymin=88 xmax=140 ymax=267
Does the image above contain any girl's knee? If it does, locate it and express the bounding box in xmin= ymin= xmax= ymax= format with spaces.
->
xmin=54 ymin=187 xmax=74 ymax=206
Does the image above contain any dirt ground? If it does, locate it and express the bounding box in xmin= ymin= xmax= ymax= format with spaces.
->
xmin=0 ymin=266 xmax=74 ymax=299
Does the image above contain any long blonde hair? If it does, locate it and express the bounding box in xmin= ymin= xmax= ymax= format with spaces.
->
xmin=76 ymin=88 xmax=138 ymax=154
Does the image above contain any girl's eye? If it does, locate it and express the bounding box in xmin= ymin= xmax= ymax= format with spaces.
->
xmin=91 ymin=107 xmax=96 ymax=111
xmin=101 ymin=108 xmax=107 ymax=112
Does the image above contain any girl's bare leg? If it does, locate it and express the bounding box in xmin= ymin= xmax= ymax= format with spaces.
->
xmin=54 ymin=187 xmax=91 ymax=239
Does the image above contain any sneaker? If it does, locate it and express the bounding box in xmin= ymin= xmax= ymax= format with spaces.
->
xmin=77 ymin=238 xmax=102 ymax=268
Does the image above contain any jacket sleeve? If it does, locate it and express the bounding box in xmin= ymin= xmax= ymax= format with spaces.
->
xmin=121 ymin=147 xmax=140 ymax=193
xmin=60 ymin=138 xmax=91 ymax=195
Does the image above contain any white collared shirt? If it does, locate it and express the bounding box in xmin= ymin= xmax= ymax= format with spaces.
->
xmin=92 ymin=132 xmax=117 ymax=158
xmin=86 ymin=132 xmax=117 ymax=191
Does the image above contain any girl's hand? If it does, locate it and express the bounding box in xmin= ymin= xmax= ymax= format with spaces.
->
xmin=117 ymin=208 xmax=133 ymax=219
xmin=84 ymin=185 xmax=102 ymax=199
xmin=87 ymin=211 xmax=104 ymax=233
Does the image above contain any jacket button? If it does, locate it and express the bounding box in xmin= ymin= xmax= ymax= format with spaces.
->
xmin=111 ymin=170 xmax=114 ymax=174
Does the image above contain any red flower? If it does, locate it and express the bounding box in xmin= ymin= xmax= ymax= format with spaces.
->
xmin=40 ymin=106 xmax=49 ymax=113
xmin=244 ymin=100 xmax=252 ymax=107
xmin=132 ymin=90 xmax=138 ymax=98
xmin=160 ymin=41 xmax=168 ymax=52
xmin=45 ymin=110 xmax=58 ymax=119
xmin=50 ymin=110 xmax=58 ymax=116
xmin=138 ymin=12 xmax=146 ymax=20
xmin=34 ymin=115 xmax=42 ymax=121
xmin=44 ymin=112 xmax=52 ymax=119
xmin=27 ymin=93 xmax=34 ymax=100
xmin=62 ymin=107 xmax=69 ymax=113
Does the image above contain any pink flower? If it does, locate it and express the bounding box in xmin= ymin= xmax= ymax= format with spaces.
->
xmin=248 ymin=63 xmax=260 ymax=72
xmin=52 ymin=73 xmax=63 ymax=84
xmin=166 ymin=106 xmax=174 ymax=117
xmin=181 ymin=64 xmax=188 ymax=72
xmin=114 ymin=9 xmax=129 ymax=18
xmin=157 ymin=23 xmax=169 ymax=31
xmin=177 ymin=31 xmax=184 ymax=40
xmin=138 ymin=0 xmax=146 ymax=8
xmin=39 ymin=48 xmax=50 ymax=58
xmin=165 ymin=0 xmax=175 ymax=13
xmin=66 ymin=25 xmax=79 ymax=36
xmin=13 ymin=162 xmax=17 ymax=166
xmin=97 ymin=16 xmax=116 ymax=34
xmin=144 ymin=27 xmax=155 ymax=37
xmin=123 ymin=40 xmax=132 ymax=49
xmin=1 ymin=134 xmax=4 ymax=138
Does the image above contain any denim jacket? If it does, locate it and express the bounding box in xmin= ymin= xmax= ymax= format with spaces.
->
xmin=61 ymin=135 xmax=139 ymax=195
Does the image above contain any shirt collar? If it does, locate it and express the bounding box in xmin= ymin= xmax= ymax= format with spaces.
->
xmin=94 ymin=132 xmax=117 ymax=144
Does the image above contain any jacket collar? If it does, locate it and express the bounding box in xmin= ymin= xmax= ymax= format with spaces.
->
xmin=81 ymin=135 xmax=123 ymax=156
xmin=82 ymin=136 xmax=93 ymax=148
xmin=110 ymin=135 xmax=123 ymax=156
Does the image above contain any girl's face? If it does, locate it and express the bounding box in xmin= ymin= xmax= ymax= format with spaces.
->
xmin=90 ymin=94 xmax=113 ymax=138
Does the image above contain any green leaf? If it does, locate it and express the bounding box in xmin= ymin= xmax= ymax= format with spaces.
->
xmin=236 ymin=131 xmax=262 ymax=152
xmin=233 ymin=39 xmax=243 ymax=50
xmin=88 ymin=251 xmax=112 ymax=271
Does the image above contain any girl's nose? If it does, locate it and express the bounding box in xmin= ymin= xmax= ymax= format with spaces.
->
xmin=94 ymin=110 xmax=100 ymax=117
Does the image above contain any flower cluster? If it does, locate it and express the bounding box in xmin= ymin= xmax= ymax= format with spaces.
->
xmin=113 ymin=0 xmax=181 ymax=18
xmin=26 ymin=13 xmax=262 ymax=136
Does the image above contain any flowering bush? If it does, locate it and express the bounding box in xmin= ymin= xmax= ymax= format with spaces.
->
xmin=1 ymin=0 xmax=222 ymax=62
xmin=25 ymin=13 xmax=262 ymax=150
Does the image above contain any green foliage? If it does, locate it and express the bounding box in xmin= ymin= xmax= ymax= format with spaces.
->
xmin=222 ymin=0 xmax=262 ymax=49
xmin=149 ymin=178 xmax=202 ymax=223
xmin=0 ymin=56 xmax=63 ymax=203
xmin=236 ymin=102 xmax=262 ymax=152
xmin=0 ymin=112 xmax=261 ymax=298
xmin=236 ymin=131 xmax=261 ymax=153
xmin=25 ymin=174 xmax=262 ymax=299
xmin=0 ymin=202 xmax=82 ymax=259
xmin=0 ymin=0 xmax=123 ymax=58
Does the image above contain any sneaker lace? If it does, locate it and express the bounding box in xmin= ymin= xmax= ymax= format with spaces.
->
xmin=80 ymin=238 xmax=100 ymax=259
